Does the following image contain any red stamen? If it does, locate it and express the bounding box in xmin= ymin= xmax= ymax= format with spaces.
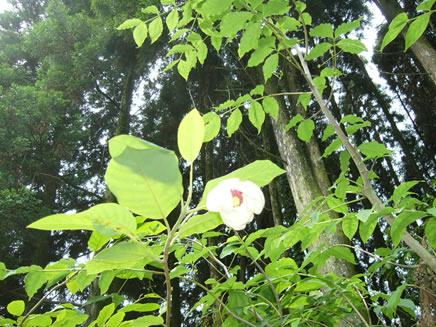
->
xmin=231 ymin=189 xmax=243 ymax=206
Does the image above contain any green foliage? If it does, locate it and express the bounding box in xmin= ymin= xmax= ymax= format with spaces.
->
xmin=381 ymin=4 xmax=435 ymax=52
xmin=2 ymin=1 xmax=435 ymax=326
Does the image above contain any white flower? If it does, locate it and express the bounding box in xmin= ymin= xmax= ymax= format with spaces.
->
xmin=206 ymin=178 xmax=265 ymax=230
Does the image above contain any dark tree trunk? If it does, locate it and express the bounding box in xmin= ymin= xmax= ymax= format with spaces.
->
xmin=372 ymin=0 xmax=436 ymax=87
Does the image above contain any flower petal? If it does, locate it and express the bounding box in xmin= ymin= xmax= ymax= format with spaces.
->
xmin=221 ymin=207 xmax=253 ymax=230
xmin=238 ymin=181 xmax=265 ymax=214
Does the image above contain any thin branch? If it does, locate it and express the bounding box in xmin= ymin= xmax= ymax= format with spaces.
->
xmin=293 ymin=45 xmax=436 ymax=274
xmin=18 ymin=271 xmax=79 ymax=327
xmin=236 ymin=233 xmax=284 ymax=326
xmin=39 ymin=173 xmax=103 ymax=199
xmin=178 ymin=276 xmax=259 ymax=327
xmin=94 ymin=80 xmax=121 ymax=110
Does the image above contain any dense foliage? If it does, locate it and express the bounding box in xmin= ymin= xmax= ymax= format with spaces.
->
xmin=0 ymin=0 xmax=435 ymax=326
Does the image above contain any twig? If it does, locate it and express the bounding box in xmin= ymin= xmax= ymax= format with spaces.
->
xmin=236 ymin=233 xmax=284 ymax=326
xmin=178 ymin=276 xmax=259 ymax=327
xmin=18 ymin=271 xmax=79 ymax=327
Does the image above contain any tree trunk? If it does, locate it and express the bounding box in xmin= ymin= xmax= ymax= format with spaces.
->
xmin=372 ymin=0 xmax=436 ymax=87
xmin=261 ymin=119 xmax=283 ymax=226
xmin=264 ymin=73 xmax=364 ymax=326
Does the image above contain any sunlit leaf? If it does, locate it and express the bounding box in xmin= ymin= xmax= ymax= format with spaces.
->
xmin=106 ymin=136 xmax=182 ymax=219
xmin=405 ymin=13 xmax=430 ymax=51
xmin=178 ymin=109 xmax=205 ymax=162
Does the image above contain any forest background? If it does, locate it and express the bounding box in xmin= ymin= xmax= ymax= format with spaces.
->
xmin=0 ymin=0 xmax=435 ymax=326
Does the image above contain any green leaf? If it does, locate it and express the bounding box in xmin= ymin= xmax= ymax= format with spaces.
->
xmin=84 ymin=203 xmax=137 ymax=237
xmin=227 ymin=109 xmax=242 ymax=137
xmin=405 ymin=13 xmax=430 ymax=51
xmin=200 ymin=160 xmax=286 ymax=206
xmin=133 ymin=22 xmax=148 ymax=47
xmin=28 ymin=213 xmax=94 ymax=231
xmin=166 ymin=9 xmax=179 ymax=33
xmin=247 ymin=38 xmax=274 ymax=67
xmin=177 ymin=59 xmax=191 ymax=80
xmin=149 ymin=17 xmax=163 ymax=44
xmin=357 ymin=209 xmax=373 ymax=223
xmin=261 ymin=0 xmax=290 ymax=16
xmin=203 ymin=112 xmax=221 ymax=142
xmin=178 ymin=108 xmax=205 ymax=162
xmin=301 ymin=12 xmax=312 ymax=25
xmin=263 ymin=53 xmax=278 ymax=82
xmin=310 ymin=23 xmax=333 ymax=38
xmin=341 ymin=115 xmax=363 ymax=125
xmin=327 ymin=196 xmax=348 ymax=213
xmin=178 ymin=212 xmax=223 ymax=239
xmin=105 ymin=136 xmax=183 ymax=219
xmin=128 ymin=315 xmax=164 ymax=327
xmin=211 ymin=35 xmax=222 ymax=52
xmin=320 ymin=67 xmax=342 ymax=77
xmin=220 ymin=12 xmax=252 ymax=37
xmin=381 ymin=13 xmax=408 ymax=51
xmin=342 ymin=214 xmax=358 ymax=240
xmin=359 ymin=214 xmax=379 ymax=243
xmin=194 ymin=39 xmax=208 ymax=65
xmin=120 ymin=303 xmax=160 ymax=313
xmin=392 ymin=181 xmax=420 ymax=206
xmin=417 ymin=0 xmax=435 ymax=11
xmin=345 ymin=121 xmax=371 ymax=135
xmin=250 ymin=85 xmax=264 ymax=96
xmin=106 ymin=312 xmax=125 ymax=327
xmin=170 ymin=265 xmax=190 ymax=279
xmin=262 ymin=96 xmax=279 ymax=120
xmin=322 ymin=138 xmax=342 ymax=157
xmin=297 ymin=119 xmax=315 ymax=142
xmin=88 ymin=231 xmax=111 ymax=252
xmin=314 ymin=246 xmax=356 ymax=267
xmin=142 ymin=5 xmax=159 ymax=14
xmin=313 ymin=76 xmax=326 ymax=95
xmin=197 ymin=0 xmax=233 ymax=16
xmin=384 ymin=284 xmax=407 ymax=319
xmin=322 ymin=124 xmax=335 ymax=141
xmin=86 ymin=242 xmax=159 ymax=275
xmin=305 ymin=42 xmax=332 ymax=60
xmin=99 ymin=271 xmax=117 ymax=294
xmin=358 ymin=141 xmax=392 ymax=159
xmin=391 ymin=210 xmax=427 ymax=246
xmin=285 ymin=114 xmax=304 ymax=131
xmin=108 ymin=134 xmax=165 ymax=158
xmin=25 ymin=270 xmax=47 ymax=299
xmin=238 ymin=22 xmax=261 ymax=57
xmin=118 ymin=19 xmax=143 ymax=30
xmin=7 ymin=300 xmax=25 ymax=316
xmin=248 ymin=101 xmax=265 ymax=133
xmin=425 ymin=217 xmax=436 ymax=249
xmin=96 ymin=303 xmax=115 ymax=327
xmin=335 ymin=18 xmax=361 ymax=38
xmin=336 ymin=39 xmax=367 ymax=54
xmin=297 ymin=93 xmax=312 ymax=110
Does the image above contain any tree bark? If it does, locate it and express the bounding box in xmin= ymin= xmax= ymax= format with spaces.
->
xmin=263 ymin=71 xmax=364 ymax=325
xmin=372 ymin=0 xmax=436 ymax=87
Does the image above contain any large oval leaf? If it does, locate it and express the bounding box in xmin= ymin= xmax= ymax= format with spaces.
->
xmin=106 ymin=137 xmax=183 ymax=219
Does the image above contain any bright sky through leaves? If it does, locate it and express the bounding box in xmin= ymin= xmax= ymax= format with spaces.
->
xmin=0 ymin=0 xmax=12 ymax=13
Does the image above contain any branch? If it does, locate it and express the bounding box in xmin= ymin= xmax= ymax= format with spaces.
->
xmin=294 ymin=46 xmax=436 ymax=274
xmin=39 ymin=173 xmax=103 ymax=199
xmin=18 ymin=271 xmax=79 ymax=327
xmin=94 ymin=80 xmax=121 ymax=110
